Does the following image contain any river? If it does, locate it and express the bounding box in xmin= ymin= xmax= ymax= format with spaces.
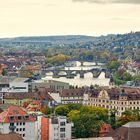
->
xmin=43 ymin=61 xmax=110 ymax=87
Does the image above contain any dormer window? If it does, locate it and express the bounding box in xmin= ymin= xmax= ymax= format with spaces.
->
xmin=9 ymin=116 xmax=14 ymax=121
xmin=24 ymin=115 xmax=29 ymax=120
xmin=18 ymin=116 xmax=22 ymax=120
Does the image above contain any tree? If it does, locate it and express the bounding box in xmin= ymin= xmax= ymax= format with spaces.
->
xmin=108 ymin=60 xmax=120 ymax=71
xmin=41 ymin=106 xmax=54 ymax=115
xmin=122 ymin=71 xmax=132 ymax=81
xmin=116 ymin=109 xmax=140 ymax=128
xmin=55 ymin=105 xmax=69 ymax=116
xmin=2 ymin=69 xmax=7 ymax=76
xmin=133 ymin=75 xmax=140 ymax=85
xmin=109 ymin=109 xmax=117 ymax=129
xmin=55 ymin=103 xmax=82 ymax=116
xmin=68 ymin=106 xmax=107 ymax=138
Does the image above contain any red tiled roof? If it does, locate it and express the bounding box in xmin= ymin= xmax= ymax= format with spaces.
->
xmin=0 ymin=105 xmax=36 ymax=123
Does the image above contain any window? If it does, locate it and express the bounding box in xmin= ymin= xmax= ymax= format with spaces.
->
xmin=16 ymin=128 xmax=19 ymax=131
xmin=9 ymin=116 xmax=14 ymax=121
xmin=18 ymin=116 xmax=22 ymax=120
xmin=60 ymin=128 xmax=65 ymax=132
xmin=23 ymin=122 xmax=25 ymax=125
xmin=60 ymin=122 xmax=65 ymax=126
xmin=20 ymin=122 xmax=22 ymax=125
xmin=23 ymin=128 xmax=25 ymax=131
xmin=16 ymin=123 xmax=18 ymax=126
xmin=60 ymin=133 xmax=65 ymax=138
xmin=24 ymin=115 xmax=29 ymax=120
xmin=20 ymin=128 xmax=22 ymax=131
xmin=23 ymin=134 xmax=25 ymax=137
xmin=10 ymin=123 xmax=14 ymax=126
xmin=54 ymin=127 xmax=58 ymax=131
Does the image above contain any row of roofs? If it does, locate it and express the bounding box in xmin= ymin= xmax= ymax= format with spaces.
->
xmin=87 ymin=86 xmax=140 ymax=100
xmin=3 ymin=87 xmax=54 ymax=101
xmin=2 ymin=86 xmax=140 ymax=101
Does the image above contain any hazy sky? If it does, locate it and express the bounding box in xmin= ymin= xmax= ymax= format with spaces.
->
xmin=0 ymin=0 xmax=140 ymax=37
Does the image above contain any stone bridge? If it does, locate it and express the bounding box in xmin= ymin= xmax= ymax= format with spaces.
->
xmin=42 ymin=68 xmax=111 ymax=78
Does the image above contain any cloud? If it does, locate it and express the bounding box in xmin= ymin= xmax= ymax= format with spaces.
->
xmin=72 ymin=0 xmax=140 ymax=4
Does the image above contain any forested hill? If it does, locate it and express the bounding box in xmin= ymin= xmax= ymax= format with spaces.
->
xmin=0 ymin=35 xmax=95 ymax=44
xmin=0 ymin=31 xmax=140 ymax=48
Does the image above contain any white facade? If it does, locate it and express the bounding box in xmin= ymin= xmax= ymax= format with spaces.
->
xmin=48 ymin=92 xmax=61 ymax=104
xmin=1 ymin=81 xmax=29 ymax=93
xmin=0 ymin=121 xmax=38 ymax=140
xmin=61 ymin=96 xmax=83 ymax=104
xmin=49 ymin=116 xmax=74 ymax=140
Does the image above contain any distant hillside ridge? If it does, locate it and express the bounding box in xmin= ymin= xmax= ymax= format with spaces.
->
xmin=0 ymin=31 xmax=140 ymax=48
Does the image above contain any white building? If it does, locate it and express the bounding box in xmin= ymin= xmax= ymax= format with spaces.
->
xmin=0 ymin=104 xmax=39 ymax=140
xmin=49 ymin=116 xmax=74 ymax=140
xmin=86 ymin=86 xmax=140 ymax=116
xmin=1 ymin=78 xmax=29 ymax=93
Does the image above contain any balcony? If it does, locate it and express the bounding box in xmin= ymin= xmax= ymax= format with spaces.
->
xmin=9 ymin=125 xmax=16 ymax=132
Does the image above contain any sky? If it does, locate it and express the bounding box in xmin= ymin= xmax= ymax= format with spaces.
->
xmin=0 ymin=0 xmax=140 ymax=37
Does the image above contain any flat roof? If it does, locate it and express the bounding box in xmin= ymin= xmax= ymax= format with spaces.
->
xmin=11 ymin=78 xmax=29 ymax=83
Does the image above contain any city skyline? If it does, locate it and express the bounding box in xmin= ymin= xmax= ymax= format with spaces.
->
xmin=0 ymin=0 xmax=140 ymax=37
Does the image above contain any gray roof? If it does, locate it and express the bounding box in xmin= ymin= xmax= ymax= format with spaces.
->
xmin=123 ymin=122 xmax=140 ymax=128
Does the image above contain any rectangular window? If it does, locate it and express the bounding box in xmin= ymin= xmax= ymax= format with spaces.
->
xmin=60 ymin=128 xmax=65 ymax=132
xmin=60 ymin=122 xmax=65 ymax=126
xmin=18 ymin=116 xmax=22 ymax=120
xmin=10 ymin=123 xmax=14 ymax=126
xmin=60 ymin=133 xmax=65 ymax=138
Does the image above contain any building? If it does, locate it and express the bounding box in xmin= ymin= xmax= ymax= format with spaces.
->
xmin=31 ymin=79 xmax=69 ymax=92
xmin=0 ymin=76 xmax=16 ymax=91
xmin=2 ymin=87 xmax=56 ymax=108
xmin=85 ymin=86 xmax=140 ymax=116
xmin=1 ymin=78 xmax=30 ymax=93
xmin=0 ymin=104 xmax=39 ymax=140
xmin=39 ymin=115 xmax=74 ymax=140
xmin=2 ymin=92 xmax=32 ymax=106
xmin=48 ymin=116 xmax=73 ymax=140
xmin=60 ymin=89 xmax=85 ymax=104
xmin=112 ymin=122 xmax=140 ymax=140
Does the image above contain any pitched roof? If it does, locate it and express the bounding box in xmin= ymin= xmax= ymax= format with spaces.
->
xmin=0 ymin=105 xmax=36 ymax=123
xmin=60 ymin=89 xmax=85 ymax=97
xmin=0 ymin=133 xmax=23 ymax=140
xmin=89 ymin=87 xmax=140 ymax=100
xmin=4 ymin=88 xmax=54 ymax=101
xmin=0 ymin=76 xmax=16 ymax=84
xmin=4 ymin=92 xmax=31 ymax=100
xmin=32 ymin=87 xmax=54 ymax=101
xmin=106 ymin=122 xmax=140 ymax=140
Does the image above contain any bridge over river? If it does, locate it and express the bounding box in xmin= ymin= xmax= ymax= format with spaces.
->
xmin=42 ymin=68 xmax=111 ymax=78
